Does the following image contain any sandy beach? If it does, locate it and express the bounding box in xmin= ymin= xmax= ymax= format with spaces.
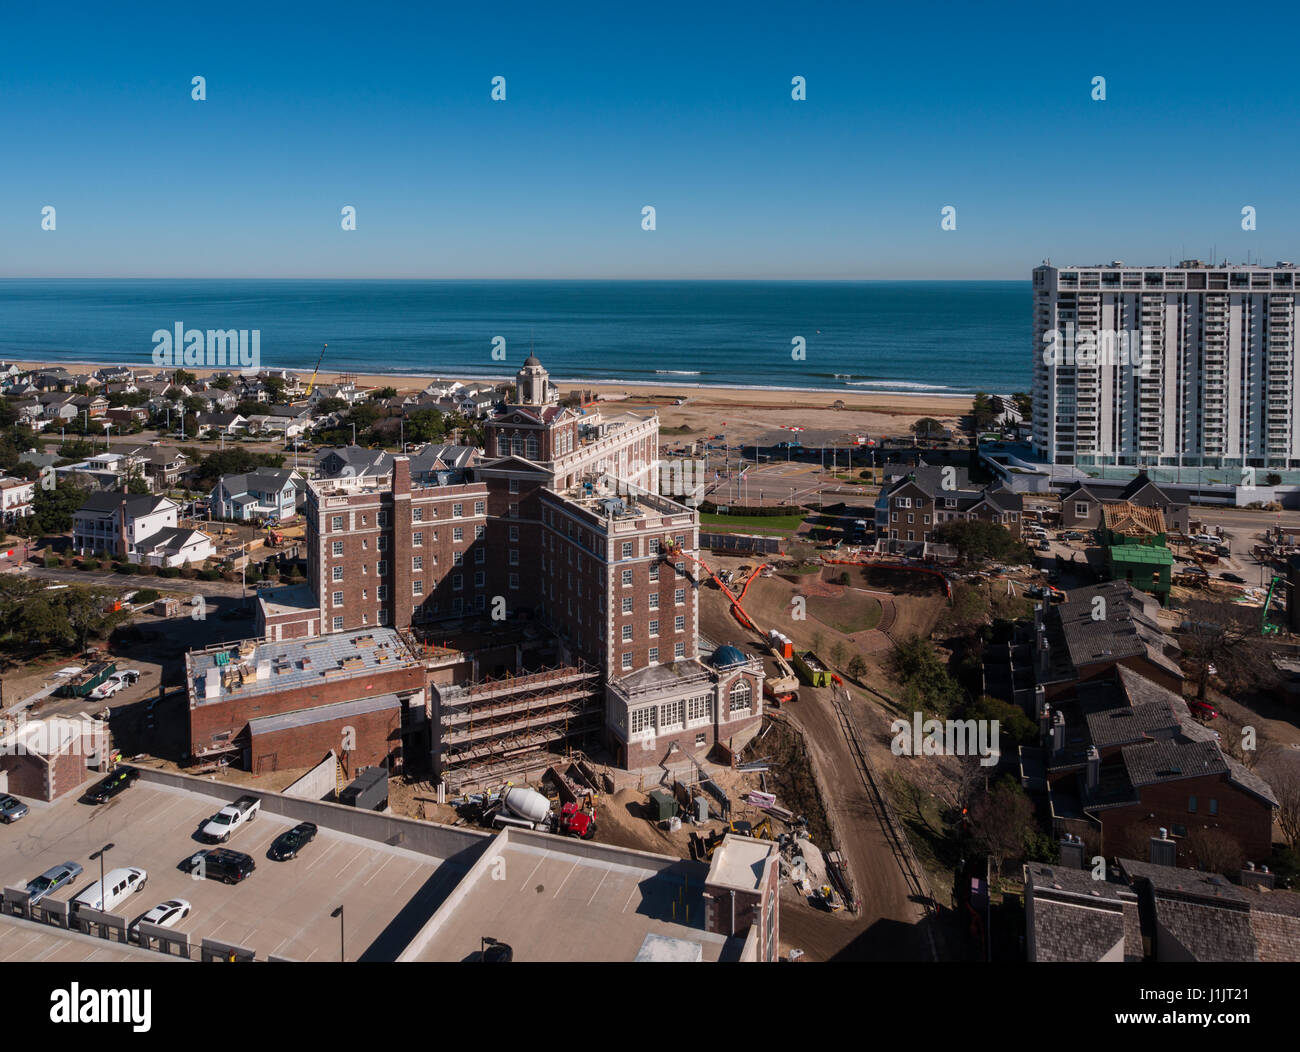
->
xmin=14 ymin=359 xmax=975 ymax=444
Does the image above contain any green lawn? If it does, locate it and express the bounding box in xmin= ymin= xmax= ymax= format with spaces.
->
xmin=700 ymin=512 xmax=806 ymax=532
xmin=807 ymin=593 xmax=882 ymax=634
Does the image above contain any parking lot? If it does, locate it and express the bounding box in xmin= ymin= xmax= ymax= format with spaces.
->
xmin=0 ymin=781 xmax=464 ymax=961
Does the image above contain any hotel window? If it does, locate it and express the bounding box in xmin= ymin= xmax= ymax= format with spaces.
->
xmin=474 ymin=524 xmax=485 ymax=540
xmin=377 ymin=511 xmax=388 ymax=527
xmin=412 ymin=507 xmax=423 ymax=522
xmin=453 ymin=526 xmax=464 ymax=542
xmin=622 ymin=597 xmax=633 ymax=613
xmin=674 ymin=535 xmax=684 ymax=547
xmin=453 ymin=503 xmax=463 ymax=518
xmin=377 ymin=609 xmax=388 ymax=625
xmin=377 ymin=560 xmax=387 ymax=576
xmin=475 ymin=571 xmax=485 ymax=587
xmin=675 ymin=615 xmax=685 ymax=632
xmin=509 ymin=525 xmax=519 ymax=541
xmin=674 ymin=642 xmax=686 ymax=659
xmin=453 ymin=574 xmax=463 ymax=591
xmin=622 ymin=542 xmax=634 ymax=558
xmin=474 ymin=500 xmax=485 ymax=515
xmin=508 ymin=573 xmax=519 ymax=590
xmin=453 ymin=551 xmax=464 ymax=566
xmin=360 ymin=514 xmax=368 ymax=526
xmin=475 ymin=548 xmax=485 ymax=564
xmin=332 ymin=591 xmax=343 ymax=607
xmin=695 ymin=732 xmax=706 ymax=747
xmin=412 ymin=531 xmax=423 ymax=546
xmin=526 ymin=436 xmax=539 ymax=459
xmin=496 ymin=435 xmax=508 ymax=456
xmin=510 ymin=549 xmax=520 ymax=566
xmin=729 ymin=679 xmax=752 ymax=715
xmin=475 ymin=594 xmax=486 ymax=612
xmin=361 ymin=538 xmax=368 ymax=550
xmin=659 ymin=699 xmax=682 ymax=729
xmin=453 ymin=597 xmax=463 ymax=613
xmin=649 ymin=619 xmax=659 ymax=636
xmin=332 ymin=515 xmax=344 ymax=531
xmin=649 ymin=538 xmax=660 ymax=555
xmin=648 ymin=646 xmax=659 ymax=665
xmin=332 ymin=616 xmax=344 ymax=631
xmin=622 ymin=625 xmax=633 ymax=642
xmin=332 ymin=566 xmax=344 ymax=581
xmin=413 ymin=581 xmax=423 ymax=595
xmin=674 ymin=562 xmax=685 ymax=575
xmin=377 ymin=585 xmax=388 ymax=600
xmin=412 ymin=556 xmax=423 ymax=571
xmin=377 ymin=536 xmax=388 ymax=551
xmin=675 ymin=588 xmax=685 ymax=604
xmin=622 ymin=653 xmax=634 ymax=671
xmin=649 ymin=565 xmax=659 ymax=582
xmin=509 ymin=503 xmax=518 ymax=517
xmin=622 ymin=569 xmax=633 ymax=586
xmin=630 ymin=706 xmax=653 ymax=735
xmin=332 ymin=541 xmax=344 ymax=556
xmin=649 ymin=592 xmax=659 ymax=609
xmin=687 ymin=695 xmax=711 ymax=724
xmin=509 ymin=478 xmax=520 ymax=493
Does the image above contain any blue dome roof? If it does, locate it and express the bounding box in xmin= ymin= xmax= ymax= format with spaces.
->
xmin=711 ymin=644 xmax=747 ymax=668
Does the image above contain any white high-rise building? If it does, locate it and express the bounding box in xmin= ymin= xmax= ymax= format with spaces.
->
xmin=1032 ymin=261 xmax=1300 ymax=470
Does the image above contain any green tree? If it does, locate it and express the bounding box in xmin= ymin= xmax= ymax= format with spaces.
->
xmin=934 ymin=519 xmax=1031 ymax=566
xmin=32 ymin=477 xmax=87 ymax=534
xmin=911 ymin=417 xmax=943 ymax=439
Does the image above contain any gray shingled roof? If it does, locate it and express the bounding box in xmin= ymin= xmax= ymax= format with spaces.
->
xmin=1025 ymin=863 xmax=1133 ymax=962
xmin=1085 ymin=702 xmax=1178 ymax=749
xmin=1121 ymin=739 xmax=1226 ymax=787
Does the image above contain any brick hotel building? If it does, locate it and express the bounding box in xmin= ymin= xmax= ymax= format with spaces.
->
xmin=249 ymin=356 xmax=764 ymax=785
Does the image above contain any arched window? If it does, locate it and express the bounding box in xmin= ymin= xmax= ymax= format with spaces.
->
xmin=511 ymin=434 xmax=523 ymax=456
xmin=495 ymin=434 xmax=508 ymax=457
xmin=526 ymin=435 xmax=539 ymax=459
xmin=728 ymin=678 xmax=752 ymax=715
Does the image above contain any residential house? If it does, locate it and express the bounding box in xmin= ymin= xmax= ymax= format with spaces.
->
xmin=196 ymin=412 xmax=247 ymax=437
xmin=72 ymin=491 xmax=213 ymax=566
xmin=211 ymin=468 xmax=301 ymax=522
xmin=1061 ymin=474 xmax=1191 ymax=536
xmin=875 ymin=463 xmax=1024 ymax=555
xmin=0 ymin=477 xmax=36 ymax=524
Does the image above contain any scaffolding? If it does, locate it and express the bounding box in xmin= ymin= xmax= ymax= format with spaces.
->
xmin=434 ymin=662 xmax=603 ymax=792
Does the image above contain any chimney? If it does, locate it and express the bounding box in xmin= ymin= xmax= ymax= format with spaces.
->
xmin=1084 ymin=746 xmax=1100 ymax=792
xmin=1058 ymin=834 xmax=1085 ymax=870
xmin=393 ymin=456 xmax=412 ymax=497
xmin=118 ymin=497 xmax=130 ymax=559
xmin=1051 ymin=708 xmax=1065 ymax=754
xmin=1033 ymin=683 xmax=1047 ymax=722
xmin=1037 ymin=635 xmax=1051 ymax=679
xmin=1149 ymin=827 xmax=1177 ymax=867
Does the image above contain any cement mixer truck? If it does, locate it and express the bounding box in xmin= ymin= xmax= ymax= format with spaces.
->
xmin=484 ymin=786 xmax=554 ymax=832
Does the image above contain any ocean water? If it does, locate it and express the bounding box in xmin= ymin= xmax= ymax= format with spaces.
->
xmin=0 ymin=279 xmax=1030 ymax=396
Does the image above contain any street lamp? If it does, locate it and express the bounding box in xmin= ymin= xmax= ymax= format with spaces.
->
xmin=331 ymin=905 xmax=345 ymax=962
xmin=89 ymin=843 xmax=114 ymax=903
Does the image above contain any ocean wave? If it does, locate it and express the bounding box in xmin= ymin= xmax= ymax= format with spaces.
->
xmin=655 ymin=369 xmax=702 ymax=375
xmin=845 ymin=380 xmax=957 ymax=391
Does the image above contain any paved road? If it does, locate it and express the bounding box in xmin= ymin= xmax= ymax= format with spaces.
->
xmin=26 ymin=566 xmax=249 ymax=599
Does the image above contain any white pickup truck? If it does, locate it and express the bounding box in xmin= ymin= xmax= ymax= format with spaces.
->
xmin=200 ymin=795 xmax=260 ymax=843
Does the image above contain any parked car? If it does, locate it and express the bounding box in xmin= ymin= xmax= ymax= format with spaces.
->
xmin=86 ymin=767 xmax=139 ymax=804
xmin=1062 ymin=531 xmax=1085 ymax=541
xmin=1188 ymin=699 xmax=1219 ymax=720
xmin=115 ymin=669 xmax=142 ymax=685
xmin=71 ymin=866 xmax=147 ymax=914
xmin=269 ymin=822 xmax=318 ymax=861
xmin=0 ymin=793 xmax=29 ymax=823
xmin=1220 ymin=572 xmax=1247 ymax=584
xmin=1037 ymin=539 xmax=1051 ymax=551
xmin=128 ymin=898 xmax=191 ymax=942
xmin=201 ymin=794 xmax=260 ymax=843
xmin=187 ymin=848 xmax=255 ymax=884
xmin=89 ymin=677 xmax=124 ymax=701
xmin=25 ymin=861 xmax=83 ymax=905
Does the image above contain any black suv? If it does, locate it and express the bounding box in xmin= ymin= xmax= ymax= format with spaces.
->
xmin=86 ymin=767 xmax=139 ymax=804
xmin=187 ymin=848 xmax=255 ymax=884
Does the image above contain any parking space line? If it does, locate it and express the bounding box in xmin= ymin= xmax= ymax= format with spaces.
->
xmin=552 ymin=860 xmax=578 ymax=898
xmin=518 ymin=856 xmax=544 ymax=892
xmin=362 ymin=855 xmax=393 ymax=887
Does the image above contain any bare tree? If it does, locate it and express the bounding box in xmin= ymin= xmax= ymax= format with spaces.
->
xmin=1178 ymin=599 xmax=1281 ymax=701
xmin=1186 ymin=828 xmax=1243 ymax=876
xmin=1258 ymin=747 xmax=1300 ymax=852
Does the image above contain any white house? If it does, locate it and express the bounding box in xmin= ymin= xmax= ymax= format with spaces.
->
xmin=0 ymin=477 xmax=35 ymax=524
xmin=72 ymin=492 xmax=213 ymax=565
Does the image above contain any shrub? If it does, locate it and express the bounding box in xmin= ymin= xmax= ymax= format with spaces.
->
xmin=158 ymin=566 xmax=181 ymax=578
xmin=133 ymin=588 xmax=161 ymax=604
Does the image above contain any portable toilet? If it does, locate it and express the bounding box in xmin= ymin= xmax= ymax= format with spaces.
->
xmin=695 ymin=795 xmax=710 ymax=823
xmin=647 ymin=789 xmax=678 ymax=821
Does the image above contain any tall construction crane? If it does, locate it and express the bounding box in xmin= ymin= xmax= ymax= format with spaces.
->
xmin=304 ymin=343 xmax=327 ymax=398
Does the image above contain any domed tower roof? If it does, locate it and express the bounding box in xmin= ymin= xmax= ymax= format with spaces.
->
xmin=523 ymin=354 xmax=542 ymax=367
xmin=710 ymin=644 xmax=748 ymax=669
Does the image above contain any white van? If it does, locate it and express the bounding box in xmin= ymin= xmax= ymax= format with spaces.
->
xmin=71 ymin=866 xmax=147 ymax=914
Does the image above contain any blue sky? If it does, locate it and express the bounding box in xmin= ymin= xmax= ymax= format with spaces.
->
xmin=2 ymin=0 xmax=1297 ymax=279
